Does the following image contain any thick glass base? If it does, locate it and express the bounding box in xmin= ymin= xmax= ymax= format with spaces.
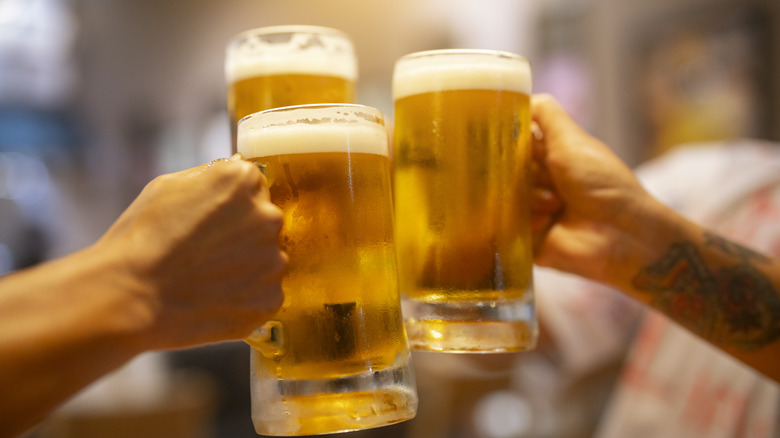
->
xmin=251 ymin=360 xmax=417 ymax=436
xmin=402 ymin=295 xmax=538 ymax=353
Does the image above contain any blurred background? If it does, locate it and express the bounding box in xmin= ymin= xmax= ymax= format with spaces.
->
xmin=1 ymin=0 xmax=778 ymax=437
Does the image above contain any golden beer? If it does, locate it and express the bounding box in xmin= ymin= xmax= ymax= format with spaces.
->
xmin=238 ymin=104 xmax=416 ymax=436
xmin=392 ymin=49 xmax=537 ymax=353
xmin=226 ymin=25 xmax=357 ymax=152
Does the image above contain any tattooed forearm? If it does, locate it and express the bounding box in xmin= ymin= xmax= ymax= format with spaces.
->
xmin=632 ymin=233 xmax=780 ymax=350
xmin=704 ymin=231 xmax=772 ymax=264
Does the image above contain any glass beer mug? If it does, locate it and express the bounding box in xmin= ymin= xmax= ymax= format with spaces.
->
xmin=225 ymin=25 xmax=357 ymax=153
xmin=238 ymin=104 xmax=417 ymax=436
xmin=391 ymin=49 xmax=538 ymax=353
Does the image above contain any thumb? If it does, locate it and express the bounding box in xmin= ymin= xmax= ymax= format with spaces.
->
xmin=531 ymin=94 xmax=591 ymax=146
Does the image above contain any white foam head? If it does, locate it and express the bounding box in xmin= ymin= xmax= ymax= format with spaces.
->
xmin=238 ymin=104 xmax=389 ymax=158
xmin=392 ymin=49 xmax=531 ymax=100
xmin=226 ymin=25 xmax=358 ymax=83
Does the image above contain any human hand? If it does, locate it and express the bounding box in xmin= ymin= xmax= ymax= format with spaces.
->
xmin=530 ymin=94 xmax=657 ymax=284
xmin=98 ymin=154 xmax=287 ymax=350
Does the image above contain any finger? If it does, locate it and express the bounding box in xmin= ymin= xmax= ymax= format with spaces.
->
xmin=203 ymin=157 xmax=233 ymax=170
xmin=531 ymin=94 xmax=588 ymax=145
xmin=530 ymin=187 xmax=562 ymax=213
xmin=531 ymin=203 xmax=564 ymax=258
xmin=177 ymin=156 xmax=235 ymax=180
xmin=531 ymin=121 xmax=546 ymax=161
xmin=190 ymin=157 xmax=272 ymax=207
xmin=221 ymin=156 xmax=269 ymax=195
xmin=230 ymin=153 xmax=270 ymax=195
xmin=230 ymin=152 xmax=268 ymax=178
xmin=531 ymin=160 xmax=554 ymax=187
xmin=531 ymin=212 xmax=553 ymax=233
xmin=198 ymin=153 xmax=246 ymax=171
xmin=531 ymin=213 xmax=554 ymax=257
xmin=254 ymin=200 xmax=284 ymax=240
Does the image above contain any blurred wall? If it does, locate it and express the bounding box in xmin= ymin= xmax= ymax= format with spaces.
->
xmin=583 ymin=0 xmax=780 ymax=164
xmin=69 ymin=0 xmax=779 ymax=201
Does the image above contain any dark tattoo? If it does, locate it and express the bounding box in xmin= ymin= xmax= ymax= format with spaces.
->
xmin=632 ymin=235 xmax=780 ymax=350
xmin=704 ymin=232 xmax=771 ymax=264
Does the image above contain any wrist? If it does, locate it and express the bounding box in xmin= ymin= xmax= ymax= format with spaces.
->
xmin=605 ymin=194 xmax=693 ymax=294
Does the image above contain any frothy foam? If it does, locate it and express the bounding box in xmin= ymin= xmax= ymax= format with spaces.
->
xmin=238 ymin=105 xmax=388 ymax=158
xmin=226 ymin=26 xmax=357 ymax=83
xmin=392 ymin=50 xmax=531 ymax=100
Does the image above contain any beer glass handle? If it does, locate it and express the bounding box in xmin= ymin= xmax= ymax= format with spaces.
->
xmin=244 ymin=320 xmax=287 ymax=358
xmin=250 ymin=159 xmax=267 ymax=176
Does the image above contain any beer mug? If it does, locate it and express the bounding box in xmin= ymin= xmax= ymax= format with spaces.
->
xmin=391 ymin=49 xmax=538 ymax=353
xmin=238 ymin=104 xmax=417 ymax=436
xmin=225 ymin=25 xmax=357 ymax=152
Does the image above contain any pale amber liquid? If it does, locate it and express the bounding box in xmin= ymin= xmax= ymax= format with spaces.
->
xmin=247 ymin=151 xmax=407 ymax=380
xmin=228 ymin=73 xmax=354 ymax=153
xmin=393 ymin=89 xmax=533 ymax=303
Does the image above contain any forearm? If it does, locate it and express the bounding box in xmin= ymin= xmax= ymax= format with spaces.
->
xmin=0 ymin=244 xmax=150 ymax=437
xmin=607 ymin=198 xmax=780 ymax=382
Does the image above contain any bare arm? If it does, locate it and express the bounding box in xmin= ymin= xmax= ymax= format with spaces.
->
xmin=0 ymin=245 xmax=149 ymax=437
xmin=530 ymin=94 xmax=780 ymax=382
xmin=0 ymin=155 xmax=287 ymax=437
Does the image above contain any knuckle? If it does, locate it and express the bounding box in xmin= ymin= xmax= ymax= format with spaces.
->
xmin=534 ymin=93 xmax=553 ymax=103
xmin=256 ymin=171 xmax=270 ymax=190
xmin=212 ymin=159 xmax=253 ymax=187
xmin=267 ymin=250 xmax=289 ymax=278
xmin=260 ymin=203 xmax=284 ymax=231
xmin=146 ymin=173 xmax=173 ymax=192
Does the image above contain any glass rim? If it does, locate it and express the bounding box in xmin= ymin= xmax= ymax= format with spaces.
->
xmin=237 ymin=103 xmax=388 ymax=158
xmin=225 ymin=25 xmax=358 ymax=82
xmin=228 ymin=24 xmax=352 ymax=45
xmin=238 ymin=103 xmax=384 ymax=127
xmin=392 ymin=48 xmax=532 ymax=99
xmin=397 ymin=48 xmax=529 ymax=64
